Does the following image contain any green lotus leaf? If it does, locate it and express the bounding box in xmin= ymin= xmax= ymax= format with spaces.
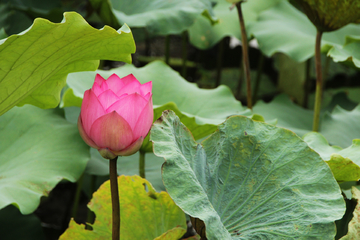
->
xmin=340 ymin=187 xmax=360 ymax=240
xmin=328 ymin=37 xmax=360 ymax=68
xmin=303 ymin=132 xmax=360 ymax=182
xmin=89 ymin=0 xmax=217 ymax=36
xmin=188 ymin=0 xmax=283 ymax=49
xmin=253 ymin=94 xmax=313 ymax=136
xmin=303 ymin=132 xmax=343 ymax=159
xmin=326 ymin=155 xmax=360 ymax=183
xmin=62 ymin=61 xmax=252 ymax=152
xmin=151 ymin=110 xmax=345 ymax=239
xmin=294 ymin=0 xmax=360 ymax=32
xmin=0 ymin=12 xmax=135 ymax=116
xmin=248 ymin=1 xmax=360 ymax=62
xmin=60 ymin=175 xmax=186 ymax=240
xmin=0 ymin=105 xmax=89 ymax=214
xmin=321 ymin=105 xmax=360 ymax=148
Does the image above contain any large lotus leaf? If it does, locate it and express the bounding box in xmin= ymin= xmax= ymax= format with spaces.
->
xmin=60 ymin=175 xmax=186 ymax=240
xmin=62 ymin=61 xmax=251 ymax=151
xmin=328 ymin=37 xmax=360 ymax=68
xmin=89 ymin=0 xmax=217 ymax=36
xmin=340 ymin=187 xmax=360 ymax=240
xmin=303 ymin=132 xmax=360 ymax=182
xmin=253 ymin=94 xmax=313 ymax=136
xmin=151 ymin=110 xmax=345 ymax=239
xmin=248 ymin=1 xmax=360 ymax=62
xmin=0 ymin=12 xmax=135 ymax=116
xmin=0 ymin=105 xmax=89 ymax=214
xmin=0 ymin=205 xmax=45 ymax=240
xmin=321 ymin=105 xmax=360 ymax=148
xmin=303 ymin=132 xmax=342 ymax=159
xmin=188 ymin=0 xmax=283 ymax=49
xmin=294 ymin=0 xmax=360 ymax=32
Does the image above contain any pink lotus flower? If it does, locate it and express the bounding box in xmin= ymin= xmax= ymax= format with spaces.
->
xmin=78 ymin=73 xmax=153 ymax=159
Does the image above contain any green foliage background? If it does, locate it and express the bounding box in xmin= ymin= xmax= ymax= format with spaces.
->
xmin=1 ymin=0 xmax=360 ymax=239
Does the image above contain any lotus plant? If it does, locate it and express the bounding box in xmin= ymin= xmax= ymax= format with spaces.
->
xmin=78 ymin=73 xmax=153 ymax=159
xmin=78 ymin=73 xmax=153 ymax=240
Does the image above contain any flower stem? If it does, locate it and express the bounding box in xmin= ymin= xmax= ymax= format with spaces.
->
xmin=236 ymin=1 xmax=252 ymax=109
xmin=312 ymin=30 xmax=323 ymax=132
xmin=139 ymin=151 xmax=146 ymax=178
xmin=109 ymin=157 xmax=120 ymax=240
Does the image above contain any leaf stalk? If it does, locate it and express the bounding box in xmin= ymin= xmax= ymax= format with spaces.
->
xmin=312 ymin=30 xmax=323 ymax=132
xmin=109 ymin=157 xmax=120 ymax=240
xmin=139 ymin=150 xmax=146 ymax=178
xmin=236 ymin=1 xmax=252 ymax=109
